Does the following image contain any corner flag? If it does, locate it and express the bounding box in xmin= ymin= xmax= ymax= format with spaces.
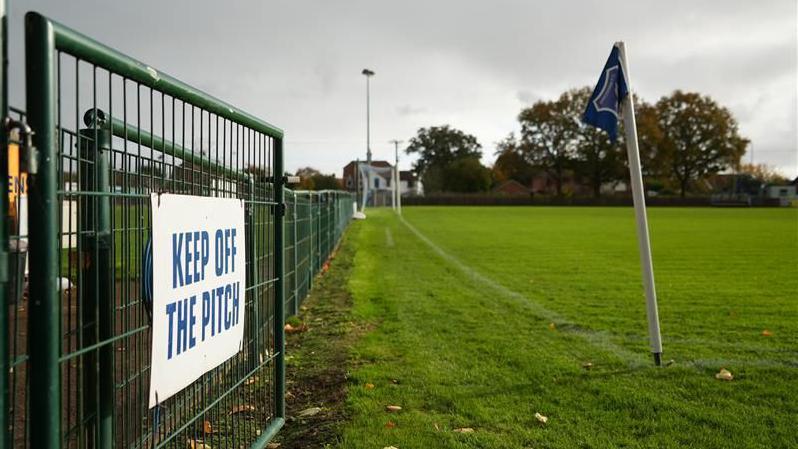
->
xmin=583 ymin=45 xmax=628 ymax=142
xmin=584 ymin=42 xmax=664 ymax=366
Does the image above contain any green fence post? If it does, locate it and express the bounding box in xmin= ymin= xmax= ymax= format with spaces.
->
xmin=292 ymin=193 xmax=298 ymax=314
xmin=79 ymin=117 xmax=114 ymax=449
xmin=0 ymin=1 xmax=8 ymax=448
xmin=273 ymin=139 xmax=285 ymax=420
xmin=25 ymin=12 xmax=60 ymax=449
xmin=248 ymin=176 xmax=259 ymax=371
xmin=307 ymin=193 xmax=313 ymax=290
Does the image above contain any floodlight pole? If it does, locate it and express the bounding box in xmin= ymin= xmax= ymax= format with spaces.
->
xmin=390 ymin=139 xmax=403 ymax=214
xmin=361 ymin=69 xmax=374 ymax=210
xmin=617 ymin=41 xmax=663 ymax=366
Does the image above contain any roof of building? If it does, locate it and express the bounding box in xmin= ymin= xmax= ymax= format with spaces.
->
xmin=492 ymin=179 xmax=531 ymax=195
xmin=344 ymin=160 xmax=393 ymax=170
xmin=399 ymin=170 xmax=416 ymax=181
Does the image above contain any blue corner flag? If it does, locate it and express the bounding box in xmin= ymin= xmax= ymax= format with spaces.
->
xmin=583 ymin=45 xmax=628 ymax=142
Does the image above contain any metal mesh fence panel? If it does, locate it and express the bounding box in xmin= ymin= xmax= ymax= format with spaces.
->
xmin=2 ymin=12 xmax=355 ymax=449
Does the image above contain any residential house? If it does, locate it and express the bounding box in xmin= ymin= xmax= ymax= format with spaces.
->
xmin=342 ymin=160 xmax=395 ymax=206
xmin=399 ymin=170 xmax=422 ymax=196
xmin=492 ymin=179 xmax=530 ymax=196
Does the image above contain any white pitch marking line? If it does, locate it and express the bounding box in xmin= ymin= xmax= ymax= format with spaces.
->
xmin=385 ymin=227 xmax=395 ymax=248
xmin=398 ymin=215 xmax=646 ymax=367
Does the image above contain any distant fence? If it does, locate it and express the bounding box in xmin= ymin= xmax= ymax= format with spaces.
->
xmin=284 ymin=190 xmax=354 ymax=316
xmin=403 ymin=194 xmax=784 ymax=207
xmin=2 ymin=11 xmax=354 ymax=449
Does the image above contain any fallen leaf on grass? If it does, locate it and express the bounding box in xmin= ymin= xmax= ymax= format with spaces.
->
xmin=715 ymin=368 xmax=733 ymax=381
xmin=391 ymin=379 xmax=400 ymax=384
xmin=535 ymin=412 xmax=548 ymax=424
xmin=365 ymin=383 xmax=375 ymax=390
xmin=229 ymin=404 xmax=256 ymax=415
xmin=548 ymin=322 xmax=556 ymax=331
xmin=665 ymin=359 xmax=675 ymax=367
xmin=433 ymin=423 xmax=440 ymax=431
xmin=582 ymin=362 xmax=593 ymax=370
xmin=298 ymin=407 xmax=322 ymax=417
xmin=385 ymin=405 xmax=402 ymax=412
xmin=202 ymin=420 xmax=215 ymax=434
xmin=284 ymin=323 xmax=308 ymax=334
xmin=453 ymin=427 xmax=474 ymax=433
xmin=762 ymin=329 xmax=773 ymax=337
xmin=187 ymin=439 xmax=211 ymax=449
xmin=244 ymin=376 xmax=259 ymax=386
xmin=383 ymin=446 xmax=398 ymax=449
xmin=385 ymin=420 xmax=396 ymax=429
xmin=266 ymin=443 xmax=280 ymax=449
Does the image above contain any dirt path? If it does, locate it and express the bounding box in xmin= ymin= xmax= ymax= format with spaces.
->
xmin=273 ymin=227 xmax=364 ymax=448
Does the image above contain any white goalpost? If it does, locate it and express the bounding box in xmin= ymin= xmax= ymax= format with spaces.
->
xmin=356 ymin=162 xmax=395 ymax=216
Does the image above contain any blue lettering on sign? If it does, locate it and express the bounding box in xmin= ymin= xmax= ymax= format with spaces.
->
xmin=172 ymin=233 xmax=183 ymax=288
xmin=163 ymin=226 xmax=241 ymax=360
xmin=164 ymin=281 xmax=241 ymax=359
xmin=172 ymin=230 xmax=215 ymax=287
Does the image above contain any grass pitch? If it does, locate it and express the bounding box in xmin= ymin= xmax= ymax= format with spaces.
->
xmin=314 ymin=207 xmax=796 ymax=448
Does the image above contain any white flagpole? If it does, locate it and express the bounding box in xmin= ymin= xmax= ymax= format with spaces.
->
xmin=616 ymin=41 xmax=663 ymax=366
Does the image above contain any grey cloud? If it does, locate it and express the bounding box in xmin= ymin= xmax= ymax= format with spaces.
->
xmin=6 ymin=0 xmax=797 ymax=176
xmin=396 ymin=104 xmax=427 ymax=116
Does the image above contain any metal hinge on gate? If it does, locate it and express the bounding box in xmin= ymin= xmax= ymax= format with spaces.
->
xmin=5 ymin=117 xmax=38 ymax=175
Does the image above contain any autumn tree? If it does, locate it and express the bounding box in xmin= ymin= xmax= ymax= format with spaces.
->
xmin=632 ymin=99 xmax=669 ymax=193
xmin=492 ymin=133 xmax=536 ymax=186
xmin=517 ymin=94 xmax=578 ymax=195
xmin=566 ymin=87 xmax=627 ymax=197
xmin=656 ymin=91 xmax=748 ymax=197
xmin=293 ymin=166 xmax=340 ymax=190
xmin=738 ymin=163 xmax=788 ymax=184
xmin=406 ymin=125 xmax=488 ymax=193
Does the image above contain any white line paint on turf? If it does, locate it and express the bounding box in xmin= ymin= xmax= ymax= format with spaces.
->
xmin=385 ymin=227 xmax=395 ymax=247
xmin=399 ymin=215 xmax=646 ymax=367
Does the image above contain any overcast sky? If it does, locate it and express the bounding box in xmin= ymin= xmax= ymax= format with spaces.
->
xmin=8 ymin=0 xmax=798 ymax=177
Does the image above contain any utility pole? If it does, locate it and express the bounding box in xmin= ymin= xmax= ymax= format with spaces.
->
xmin=390 ymin=139 xmax=403 ymax=215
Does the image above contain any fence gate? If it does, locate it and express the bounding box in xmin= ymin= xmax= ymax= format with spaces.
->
xmin=1 ymin=9 xmax=356 ymax=449
xmin=19 ymin=11 xmax=287 ymax=449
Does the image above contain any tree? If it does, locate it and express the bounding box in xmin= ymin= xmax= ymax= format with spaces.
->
xmin=738 ymin=163 xmax=788 ymax=184
xmin=294 ymin=166 xmax=340 ymax=190
xmin=492 ymin=133 xmax=536 ymax=186
xmin=406 ymin=125 xmax=487 ymax=193
xmin=566 ymin=87 xmax=627 ymax=197
xmin=444 ymin=157 xmax=492 ymax=193
xmin=656 ymin=91 xmax=748 ymax=197
xmin=405 ymin=125 xmax=482 ymax=176
xmin=517 ymin=93 xmax=578 ymax=195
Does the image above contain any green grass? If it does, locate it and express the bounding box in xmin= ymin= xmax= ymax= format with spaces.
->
xmin=335 ymin=207 xmax=797 ymax=449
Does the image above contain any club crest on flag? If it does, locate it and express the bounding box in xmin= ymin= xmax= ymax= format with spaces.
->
xmin=593 ymin=65 xmax=622 ymax=117
xmin=583 ymin=45 xmax=628 ymax=141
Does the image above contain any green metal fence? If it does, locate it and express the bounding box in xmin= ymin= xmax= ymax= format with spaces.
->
xmin=1 ymin=10 xmax=355 ymax=449
xmin=284 ymin=191 xmax=354 ymax=316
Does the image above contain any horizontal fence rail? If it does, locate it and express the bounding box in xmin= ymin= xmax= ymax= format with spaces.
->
xmin=6 ymin=11 xmax=355 ymax=449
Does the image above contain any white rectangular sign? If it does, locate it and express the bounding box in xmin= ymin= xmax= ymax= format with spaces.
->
xmin=149 ymin=194 xmax=247 ymax=407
